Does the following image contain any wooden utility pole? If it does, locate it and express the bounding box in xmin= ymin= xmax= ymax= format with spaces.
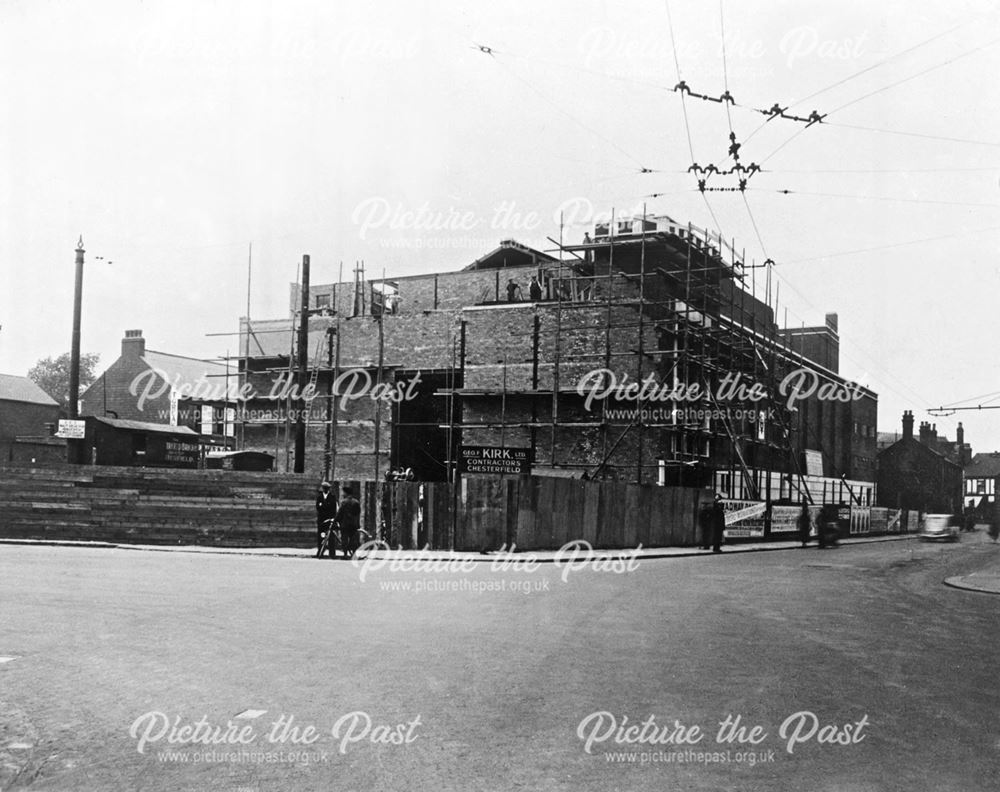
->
xmin=294 ymin=254 xmax=310 ymax=473
xmin=67 ymin=236 xmax=85 ymax=464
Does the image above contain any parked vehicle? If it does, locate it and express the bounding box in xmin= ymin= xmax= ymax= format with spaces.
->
xmin=918 ymin=514 xmax=959 ymax=542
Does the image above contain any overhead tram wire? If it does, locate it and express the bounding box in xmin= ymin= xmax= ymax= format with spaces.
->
xmin=776 ymin=165 xmax=1000 ymax=174
xmin=761 ymin=188 xmax=1000 ymax=210
xmin=718 ymin=0 xmax=735 ymax=138
xmin=937 ymin=388 xmax=1000 ymax=409
xmin=751 ymin=33 xmax=1000 ymax=170
xmin=475 ymin=43 xmax=650 ymax=172
xmin=825 ymin=35 xmax=1000 ymax=116
xmin=498 ymin=48 xmax=673 ymax=93
xmin=665 ymin=0 xmax=726 ymax=242
xmin=719 ymin=166 xmax=932 ymax=410
xmin=664 ymin=0 xmax=697 ymax=166
xmin=741 ymin=192 xmax=768 ymax=259
xmin=738 ymin=25 xmax=965 ymax=149
xmin=781 ymin=223 xmax=1000 ymax=265
xmin=820 ymin=122 xmax=1000 ymax=149
xmin=768 ymin=268 xmax=934 ymax=408
xmin=788 ymin=24 xmax=963 ymax=110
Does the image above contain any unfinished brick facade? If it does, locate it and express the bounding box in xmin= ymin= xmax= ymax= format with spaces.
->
xmin=237 ymin=223 xmax=877 ymax=490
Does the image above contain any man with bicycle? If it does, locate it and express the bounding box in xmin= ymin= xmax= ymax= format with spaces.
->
xmin=315 ymin=481 xmax=338 ymax=558
xmin=335 ymin=485 xmax=362 ymax=559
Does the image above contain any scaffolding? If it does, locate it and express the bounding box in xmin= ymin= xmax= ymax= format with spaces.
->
xmin=229 ymin=211 xmax=863 ymax=501
xmin=433 ymin=210 xmax=817 ymax=499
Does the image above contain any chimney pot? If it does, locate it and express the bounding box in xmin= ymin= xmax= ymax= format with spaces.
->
xmin=902 ymin=410 xmax=914 ymax=440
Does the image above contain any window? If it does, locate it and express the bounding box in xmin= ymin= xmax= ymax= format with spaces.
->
xmin=200 ymin=405 xmax=214 ymax=435
xmin=315 ymin=293 xmax=331 ymax=309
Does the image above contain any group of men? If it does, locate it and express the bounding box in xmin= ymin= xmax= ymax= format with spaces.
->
xmin=700 ymin=496 xmax=841 ymax=552
xmin=315 ymin=481 xmax=361 ymax=559
xmin=506 ymin=275 xmax=544 ymax=302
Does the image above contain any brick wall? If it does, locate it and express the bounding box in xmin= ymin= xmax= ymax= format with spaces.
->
xmin=81 ymin=356 xmax=173 ymax=423
xmin=0 ymin=400 xmax=61 ymax=462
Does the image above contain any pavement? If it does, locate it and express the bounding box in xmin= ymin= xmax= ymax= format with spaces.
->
xmin=0 ymin=531 xmax=915 ymax=562
xmin=945 ymin=535 xmax=1000 ymax=593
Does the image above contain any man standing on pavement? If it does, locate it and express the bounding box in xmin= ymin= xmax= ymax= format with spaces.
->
xmin=315 ymin=481 xmax=338 ymax=558
xmin=798 ymin=502 xmax=813 ymax=548
xmin=336 ymin=485 xmax=362 ymax=559
xmin=711 ymin=494 xmax=726 ymax=553
xmin=699 ymin=498 xmax=714 ymax=550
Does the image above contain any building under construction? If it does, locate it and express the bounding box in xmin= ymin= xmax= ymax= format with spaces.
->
xmin=236 ymin=214 xmax=877 ymax=506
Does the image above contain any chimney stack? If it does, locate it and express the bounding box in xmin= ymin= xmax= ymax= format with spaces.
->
xmin=122 ymin=329 xmax=146 ymax=358
xmin=902 ymin=410 xmax=914 ymax=440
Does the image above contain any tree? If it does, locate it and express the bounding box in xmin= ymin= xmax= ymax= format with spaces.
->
xmin=27 ymin=352 xmax=100 ymax=416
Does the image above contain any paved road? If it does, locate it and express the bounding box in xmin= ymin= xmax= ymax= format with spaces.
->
xmin=1 ymin=533 xmax=998 ymax=791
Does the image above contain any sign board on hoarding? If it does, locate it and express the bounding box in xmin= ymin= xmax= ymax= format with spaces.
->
xmin=459 ymin=446 xmax=530 ymax=476
xmin=55 ymin=419 xmax=86 ymax=439
xmin=770 ymin=504 xmax=804 ymax=534
xmin=804 ymin=449 xmax=824 ymax=477
xmin=722 ymin=500 xmax=766 ymax=538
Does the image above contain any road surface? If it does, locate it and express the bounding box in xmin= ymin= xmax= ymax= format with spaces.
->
xmin=1 ymin=533 xmax=998 ymax=791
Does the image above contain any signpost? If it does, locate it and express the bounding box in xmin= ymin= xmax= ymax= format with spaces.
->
xmin=56 ymin=419 xmax=86 ymax=440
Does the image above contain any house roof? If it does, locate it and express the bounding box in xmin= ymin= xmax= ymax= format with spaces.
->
xmin=877 ymin=431 xmax=904 ymax=448
xmin=0 ymin=373 xmax=59 ymax=406
xmin=462 ymin=240 xmax=558 ymax=271
xmin=877 ymin=435 xmax=962 ymax=470
xmin=94 ymin=416 xmax=199 ymax=436
xmin=963 ymin=453 xmax=1000 ymax=478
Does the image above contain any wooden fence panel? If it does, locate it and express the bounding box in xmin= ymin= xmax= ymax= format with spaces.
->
xmin=455 ymin=477 xmax=509 ymax=551
xmin=515 ymin=477 xmax=540 ymax=550
xmin=426 ymin=483 xmax=454 ymax=550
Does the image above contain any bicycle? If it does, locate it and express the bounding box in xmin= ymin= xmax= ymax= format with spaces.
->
xmin=316 ymin=518 xmax=374 ymax=560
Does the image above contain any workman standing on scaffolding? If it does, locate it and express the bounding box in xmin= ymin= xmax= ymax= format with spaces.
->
xmin=506 ymin=279 xmax=522 ymax=302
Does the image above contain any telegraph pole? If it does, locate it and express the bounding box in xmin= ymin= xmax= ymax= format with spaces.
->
xmin=67 ymin=236 xmax=85 ymax=464
xmin=293 ymin=254 xmax=310 ymax=473
xmin=68 ymin=236 xmax=85 ymax=420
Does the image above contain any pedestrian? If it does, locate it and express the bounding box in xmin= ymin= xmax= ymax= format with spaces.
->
xmin=988 ymin=522 xmax=999 ymax=542
xmin=818 ymin=504 xmax=836 ymax=549
xmin=797 ymin=502 xmax=812 ymax=548
xmin=529 ymin=276 xmax=542 ymax=301
xmin=315 ymin=481 xmax=338 ymax=559
xmin=711 ymin=494 xmax=725 ymax=553
xmin=698 ymin=499 xmax=713 ymax=550
xmin=506 ymin=279 xmax=522 ymax=302
xmin=336 ymin=485 xmax=362 ymax=559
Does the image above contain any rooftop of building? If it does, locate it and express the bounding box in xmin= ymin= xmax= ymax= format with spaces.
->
xmin=0 ymin=373 xmax=59 ymax=406
xmin=963 ymin=452 xmax=1000 ymax=478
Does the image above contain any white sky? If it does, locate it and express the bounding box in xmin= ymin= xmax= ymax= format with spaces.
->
xmin=2 ymin=0 xmax=999 ymax=449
